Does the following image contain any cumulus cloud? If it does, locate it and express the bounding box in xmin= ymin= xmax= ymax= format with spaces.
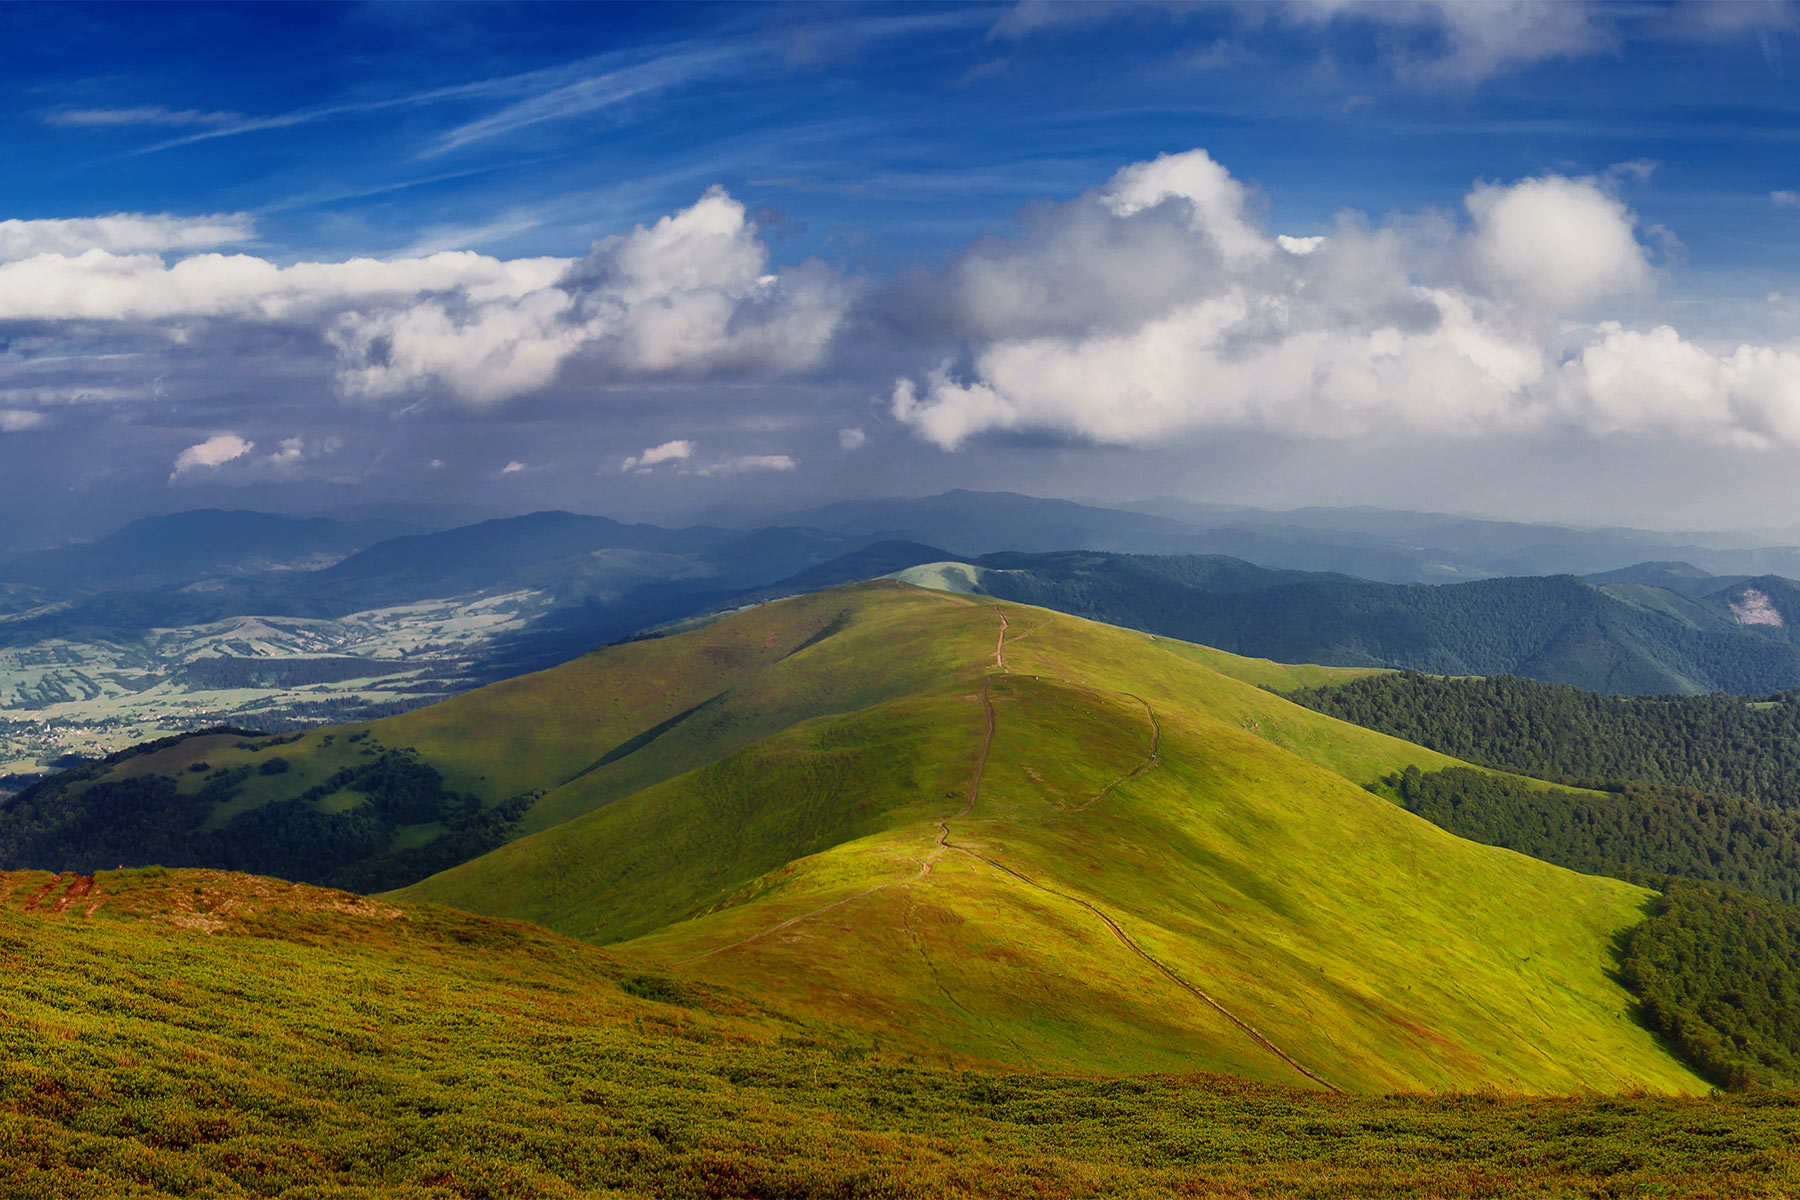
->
xmin=1774 ymin=190 xmax=1800 ymax=208
xmin=837 ymin=427 xmax=868 ymax=451
xmin=170 ymin=433 xmax=254 ymax=479
xmin=890 ymin=147 xmax=1800 ymax=453
xmin=0 ymin=212 xmax=255 ymax=260
xmin=1465 ymin=175 xmax=1651 ymax=309
xmin=0 ymin=189 xmax=847 ymax=412
xmin=619 ymin=439 xmax=695 ymax=472
xmin=331 ymin=187 xmax=847 ymax=405
xmin=500 ymin=460 xmax=528 ymax=475
xmin=0 ymin=245 xmax=564 ymax=322
xmin=166 ymin=432 xmax=337 ymax=483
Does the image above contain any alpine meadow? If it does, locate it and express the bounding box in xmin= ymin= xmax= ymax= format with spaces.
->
xmin=13 ymin=3 xmax=1800 ymax=1198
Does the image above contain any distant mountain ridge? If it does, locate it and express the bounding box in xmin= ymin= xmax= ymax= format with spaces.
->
xmin=9 ymin=493 xmax=1800 ymax=772
xmin=889 ymin=549 xmax=1800 ymax=695
xmin=3 ymin=509 xmax=418 ymax=596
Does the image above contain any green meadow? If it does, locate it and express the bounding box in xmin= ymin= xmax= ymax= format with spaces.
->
xmin=2 ymin=868 xmax=1796 ymax=1200
xmin=399 ymin=585 xmax=1699 ymax=1093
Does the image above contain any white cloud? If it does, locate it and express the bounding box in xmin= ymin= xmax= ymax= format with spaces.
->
xmin=1774 ymin=190 xmax=1800 ymax=209
xmin=694 ymin=453 xmax=798 ymax=477
xmin=1099 ymin=150 xmax=1269 ymax=265
xmin=1309 ymin=0 xmax=1616 ymax=85
xmin=170 ymin=433 xmax=254 ymax=479
xmin=0 ymin=246 xmax=564 ymax=321
xmin=0 ymin=410 xmax=46 ymax=432
xmin=1466 ymin=175 xmax=1651 ymax=310
xmin=267 ymin=437 xmax=307 ymax=471
xmin=994 ymin=0 xmax=1614 ymax=83
xmin=331 ymin=187 xmax=848 ymax=405
xmin=0 ymin=189 xmax=846 ymax=411
xmin=1277 ymin=235 xmax=1325 ymax=255
xmin=0 ymin=213 xmax=255 ymax=261
xmin=500 ymin=460 xmax=528 ymax=475
xmin=619 ymin=438 xmax=695 ymax=473
xmin=891 ymin=147 xmax=1800 ymax=454
xmin=837 ymin=427 xmax=868 ymax=451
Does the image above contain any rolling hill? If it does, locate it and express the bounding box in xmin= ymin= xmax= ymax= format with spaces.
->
xmin=888 ymin=550 xmax=1800 ymax=695
xmin=4 ymin=581 xmax=1711 ymax=1094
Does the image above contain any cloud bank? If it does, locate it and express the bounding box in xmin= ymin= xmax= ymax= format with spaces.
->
xmin=889 ymin=148 xmax=1800 ymax=453
xmin=0 ymin=188 xmax=847 ymax=416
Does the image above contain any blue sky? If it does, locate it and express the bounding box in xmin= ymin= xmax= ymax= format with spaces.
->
xmin=5 ymin=1 xmax=1800 ymax=545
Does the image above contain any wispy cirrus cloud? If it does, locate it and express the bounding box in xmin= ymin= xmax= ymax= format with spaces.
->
xmin=420 ymin=45 xmax=749 ymax=158
xmin=46 ymin=105 xmax=243 ymax=128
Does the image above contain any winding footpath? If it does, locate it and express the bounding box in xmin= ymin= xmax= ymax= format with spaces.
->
xmin=672 ymin=603 xmax=1341 ymax=1090
xmin=940 ymin=607 xmax=1341 ymax=1091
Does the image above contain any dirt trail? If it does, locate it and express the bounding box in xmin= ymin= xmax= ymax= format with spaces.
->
xmin=950 ymin=612 xmax=1338 ymax=1091
xmin=675 ymin=609 xmax=1011 ymax=966
xmin=938 ymin=838 xmax=1339 ymax=1092
xmin=669 ymin=604 xmax=1337 ymax=1089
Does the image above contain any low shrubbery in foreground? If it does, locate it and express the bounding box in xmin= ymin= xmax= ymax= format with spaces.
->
xmin=3 ymin=867 xmax=1799 ymax=1199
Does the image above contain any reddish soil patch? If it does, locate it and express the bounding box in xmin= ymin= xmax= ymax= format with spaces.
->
xmin=19 ymin=874 xmax=64 ymax=913
xmin=52 ymin=875 xmax=98 ymax=914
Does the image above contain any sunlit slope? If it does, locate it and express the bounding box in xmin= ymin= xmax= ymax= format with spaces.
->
xmin=15 ymin=586 xmax=1008 ymax=890
xmin=0 ymin=869 xmax=1783 ymax=1198
xmin=400 ymin=588 xmax=1701 ymax=1094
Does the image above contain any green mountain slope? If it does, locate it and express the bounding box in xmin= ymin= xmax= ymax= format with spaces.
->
xmin=3 ymin=868 xmax=1789 ymax=1199
xmin=0 ymin=583 xmax=1415 ymax=894
xmin=397 ymin=586 xmax=1699 ymax=1094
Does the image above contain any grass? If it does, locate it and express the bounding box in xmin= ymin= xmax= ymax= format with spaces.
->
xmin=400 ymin=585 xmax=1702 ymax=1094
xmin=2 ymin=868 xmax=1796 ymax=1200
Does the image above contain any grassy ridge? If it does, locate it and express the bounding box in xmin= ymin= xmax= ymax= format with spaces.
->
xmin=2 ymin=868 xmax=1794 ymax=1200
xmin=403 ymin=587 xmax=1701 ymax=1094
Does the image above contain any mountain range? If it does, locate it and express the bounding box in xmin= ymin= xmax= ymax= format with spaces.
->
xmin=13 ymin=575 xmax=1800 ymax=1193
xmin=12 ymin=493 xmax=1800 ymax=781
xmin=0 ymin=582 xmax=1700 ymax=1092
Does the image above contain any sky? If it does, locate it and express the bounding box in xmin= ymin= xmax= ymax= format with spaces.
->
xmin=6 ymin=0 xmax=1800 ymax=546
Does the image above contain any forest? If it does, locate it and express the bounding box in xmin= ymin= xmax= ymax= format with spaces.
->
xmin=0 ymin=742 xmax=534 ymax=892
xmin=1290 ymin=672 xmax=1800 ymax=806
xmin=1383 ymin=765 xmax=1800 ymax=903
xmin=1623 ymin=881 xmax=1800 ymax=1091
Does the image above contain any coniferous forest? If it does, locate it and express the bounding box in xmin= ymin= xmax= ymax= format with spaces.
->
xmin=1290 ymin=673 xmax=1800 ymax=806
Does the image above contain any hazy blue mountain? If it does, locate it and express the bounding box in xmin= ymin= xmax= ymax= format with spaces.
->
xmin=869 ymin=547 xmax=1800 ymax=696
xmin=3 ymin=509 xmax=418 ymax=593
xmin=772 ymin=489 xmax=1211 ymax=556
xmin=1584 ymin=562 xmax=1747 ymax=595
xmin=1113 ymin=497 xmax=1800 ymax=583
